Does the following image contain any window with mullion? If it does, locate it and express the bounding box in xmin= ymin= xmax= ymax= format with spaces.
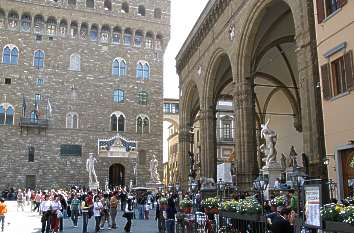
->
xmin=143 ymin=63 xmax=150 ymax=80
xmin=10 ymin=48 xmax=18 ymax=64
xmin=119 ymin=60 xmax=126 ymax=76
xmin=34 ymin=50 xmax=44 ymax=69
xmin=113 ymin=89 xmax=124 ymax=103
xmin=3 ymin=47 xmax=10 ymax=64
xmin=136 ymin=63 xmax=143 ymax=79
xmin=223 ymin=122 xmax=232 ymax=139
xmin=138 ymin=91 xmax=148 ymax=105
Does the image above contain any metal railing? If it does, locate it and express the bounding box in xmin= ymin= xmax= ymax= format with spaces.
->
xmin=19 ymin=117 xmax=49 ymax=128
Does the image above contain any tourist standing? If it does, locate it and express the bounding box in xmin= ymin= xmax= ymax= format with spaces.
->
xmin=16 ymin=189 xmax=24 ymax=212
xmin=123 ymin=196 xmax=134 ymax=233
xmin=93 ymin=196 xmax=103 ymax=233
xmin=0 ymin=198 xmax=7 ymax=232
xmin=270 ymin=207 xmax=293 ymax=233
xmin=100 ymin=193 xmax=111 ymax=229
xmin=40 ymin=195 xmax=51 ymax=233
xmin=70 ymin=194 xmax=81 ymax=228
xmin=33 ymin=191 xmax=41 ymax=212
xmin=81 ymin=195 xmax=90 ymax=233
xmin=110 ymin=192 xmax=119 ymax=229
xmin=136 ymin=193 xmax=146 ymax=220
xmin=165 ymin=197 xmax=177 ymax=233
xmin=51 ymin=195 xmax=62 ymax=233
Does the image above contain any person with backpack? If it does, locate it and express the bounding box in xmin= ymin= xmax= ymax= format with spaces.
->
xmin=70 ymin=194 xmax=81 ymax=228
xmin=110 ymin=192 xmax=119 ymax=229
xmin=123 ymin=196 xmax=134 ymax=233
xmin=0 ymin=198 xmax=8 ymax=232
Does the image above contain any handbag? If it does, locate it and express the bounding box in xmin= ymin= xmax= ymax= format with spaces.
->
xmin=57 ymin=210 xmax=63 ymax=219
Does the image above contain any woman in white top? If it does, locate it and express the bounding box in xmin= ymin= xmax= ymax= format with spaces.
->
xmin=93 ymin=196 xmax=103 ymax=233
xmin=50 ymin=195 xmax=62 ymax=233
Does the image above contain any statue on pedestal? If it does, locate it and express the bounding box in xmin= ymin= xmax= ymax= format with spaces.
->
xmin=86 ymin=153 xmax=98 ymax=184
xmin=259 ymin=119 xmax=278 ymax=168
xmin=287 ymin=146 xmax=298 ymax=168
xmin=149 ymin=154 xmax=160 ymax=183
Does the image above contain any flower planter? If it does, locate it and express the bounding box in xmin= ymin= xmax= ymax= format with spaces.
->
xmin=324 ymin=221 xmax=354 ymax=233
xmin=180 ymin=207 xmax=192 ymax=214
xmin=205 ymin=208 xmax=219 ymax=214
xmin=219 ymin=211 xmax=264 ymax=222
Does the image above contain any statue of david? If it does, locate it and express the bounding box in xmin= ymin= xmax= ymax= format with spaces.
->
xmin=86 ymin=153 xmax=98 ymax=184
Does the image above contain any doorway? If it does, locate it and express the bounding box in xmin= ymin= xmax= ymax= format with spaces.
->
xmin=109 ymin=164 xmax=125 ymax=188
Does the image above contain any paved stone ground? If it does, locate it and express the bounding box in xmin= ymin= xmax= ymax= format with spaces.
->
xmin=2 ymin=201 xmax=159 ymax=233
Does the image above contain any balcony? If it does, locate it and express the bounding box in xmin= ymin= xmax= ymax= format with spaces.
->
xmin=19 ymin=117 xmax=49 ymax=134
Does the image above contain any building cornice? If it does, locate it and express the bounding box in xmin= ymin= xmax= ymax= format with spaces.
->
xmin=175 ymin=0 xmax=231 ymax=74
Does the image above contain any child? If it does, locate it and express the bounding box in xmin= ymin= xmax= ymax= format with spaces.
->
xmin=0 ymin=198 xmax=7 ymax=232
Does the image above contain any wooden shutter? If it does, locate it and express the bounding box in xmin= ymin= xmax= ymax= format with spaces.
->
xmin=321 ymin=63 xmax=332 ymax=100
xmin=316 ymin=0 xmax=325 ymax=23
xmin=344 ymin=50 xmax=354 ymax=90
xmin=339 ymin=0 xmax=348 ymax=8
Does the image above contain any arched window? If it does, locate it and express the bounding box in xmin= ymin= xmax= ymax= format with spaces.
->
xmin=121 ymin=2 xmax=129 ymax=13
xmin=118 ymin=115 xmax=125 ymax=132
xmin=20 ymin=13 xmax=31 ymax=32
xmin=66 ymin=112 xmax=79 ymax=128
xmin=145 ymin=32 xmax=153 ymax=49
xmin=124 ymin=28 xmax=132 ymax=46
xmin=68 ymin=0 xmax=76 ymax=6
xmin=8 ymin=11 xmax=19 ymax=30
xmin=70 ymin=21 xmax=78 ymax=38
xmin=10 ymin=47 xmax=18 ymax=65
xmin=138 ymin=5 xmax=145 ymax=16
xmin=154 ymin=8 xmax=162 ymax=19
xmin=111 ymin=114 xmax=117 ymax=131
xmin=111 ymin=112 xmax=125 ymax=132
xmin=80 ymin=23 xmax=88 ymax=39
xmin=113 ymin=89 xmax=124 ymax=103
xmin=90 ymin=24 xmax=98 ymax=41
xmin=101 ymin=25 xmax=110 ymax=43
xmin=2 ymin=46 xmax=11 ymax=64
xmin=59 ymin=19 xmax=67 ymax=37
xmin=112 ymin=26 xmax=121 ymax=44
xmin=136 ymin=117 xmax=142 ymax=134
xmin=135 ymin=30 xmax=143 ymax=47
xmin=0 ymin=106 xmax=4 ymax=125
xmin=86 ymin=0 xmax=94 ymax=8
xmin=136 ymin=61 xmax=150 ymax=80
xmin=104 ymin=0 xmax=112 ymax=11
xmin=34 ymin=15 xmax=45 ymax=34
xmin=47 ymin=17 xmax=57 ymax=36
xmin=143 ymin=63 xmax=150 ymax=80
xmin=156 ymin=34 xmax=163 ymax=50
xmin=112 ymin=58 xmax=127 ymax=76
xmin=143 ymin=117 xmax=149 ymax=134
xmin=69 ymin=53 xmax=80 ymax=71
xmin=138 ymin=91 xmax=148 ymax=105
xmin=0 ymin=9 xmax=5 ymax=29
xmin=2 ymin=45 xmax=19 ymax=65
xmin=33 ymin=50 xmax=45 ymax=69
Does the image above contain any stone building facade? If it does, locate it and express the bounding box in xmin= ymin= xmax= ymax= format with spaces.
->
xmin=0 ymin=0 xmax=170 ymax=190
xmin=176 ymin=0 xmax=326 ymax=188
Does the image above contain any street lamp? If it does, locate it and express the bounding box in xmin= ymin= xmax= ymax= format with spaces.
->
xmin=290 ymin=168 xmax=306 ymax=215
xmin=253 ymin=174 xmax=268 ymax=216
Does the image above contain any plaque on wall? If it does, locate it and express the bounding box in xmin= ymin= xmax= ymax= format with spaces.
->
xmin=60 ymin=144 xmax=82 ymax=156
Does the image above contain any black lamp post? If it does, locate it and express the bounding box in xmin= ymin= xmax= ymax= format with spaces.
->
xmin=291 ymin=167 xmax=306 ymax=215
xmin=253 ymin=174 xmax=268 ymax=216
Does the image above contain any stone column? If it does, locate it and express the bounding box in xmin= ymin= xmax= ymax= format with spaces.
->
xmin=234 ymin=79 xmax=258 ymax=189
xmin=199 ymin=109 xmax=217 ymax=181
xmin=178 ymin=123 xmax=190 ymax=188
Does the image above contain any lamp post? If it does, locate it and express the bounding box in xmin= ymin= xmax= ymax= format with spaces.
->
xmin=253 ymin=174 xmax=268 ymax=216
xmin=290 ymin=168 xmax=306 ymax=233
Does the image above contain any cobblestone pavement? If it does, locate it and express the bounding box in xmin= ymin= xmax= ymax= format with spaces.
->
xmin=2 ymin=201 xmax=159 ymax=233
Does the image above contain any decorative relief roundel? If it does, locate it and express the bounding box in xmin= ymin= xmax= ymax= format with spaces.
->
xmin=349 ymin=153 xmax=354 ymax=169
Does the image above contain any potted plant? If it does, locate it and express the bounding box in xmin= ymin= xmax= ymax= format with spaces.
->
xmin=179 ymin=198 xmax=192 ymax=214
xmin=202 ymin=197 xmax=219 ymax=214
xmin=321 ymin=203 xmax=354 ymax=233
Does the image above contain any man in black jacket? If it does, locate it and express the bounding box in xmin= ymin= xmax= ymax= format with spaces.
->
xmin=270 ymin=207 xmax=293 ymax=233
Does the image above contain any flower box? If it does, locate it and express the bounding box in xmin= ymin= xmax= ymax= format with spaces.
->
xmin=324 ymin=221 xmax=354 ymax=233
xmin=219 ymin=211 xmax=264 ymax=222
xmin=205 ymin=208 xmax=219 ymax=214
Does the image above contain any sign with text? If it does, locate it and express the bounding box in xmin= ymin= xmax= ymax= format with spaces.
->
xmin=304 ymin=185 xmax=322 ymax=228
xmin=217 ymin=163 xmax=232 ymax=183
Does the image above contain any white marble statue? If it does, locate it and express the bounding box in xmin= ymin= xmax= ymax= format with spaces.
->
xmin=86 ymin=153 xmax=98 ymax=184
xmin=259 ymin=119 xmax=277 ymax=167
xmin=149 ymin=154 xmax=160 ymax=183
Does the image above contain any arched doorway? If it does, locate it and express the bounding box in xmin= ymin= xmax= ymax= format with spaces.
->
xmin=109 ymin=164 xmax=125 ymax=187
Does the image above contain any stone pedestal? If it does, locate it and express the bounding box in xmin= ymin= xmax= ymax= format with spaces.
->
xmin=261 ymin=162 xmax=283 ymax=200
xmin=89 ymin=182 xmax=99 ymax=190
